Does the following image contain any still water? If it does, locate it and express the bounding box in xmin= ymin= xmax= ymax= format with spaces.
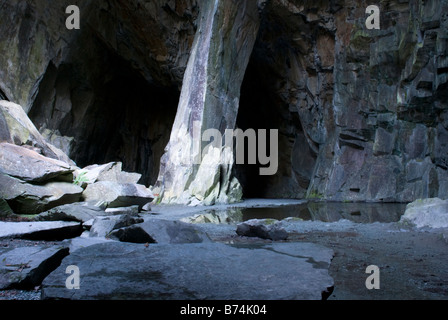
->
xmin=182 ymin=201 xmax=408 ymax=224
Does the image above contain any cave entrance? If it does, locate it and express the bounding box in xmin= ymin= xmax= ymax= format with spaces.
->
xmin=29 ymin=39 xmax=179 ymax=187
xmin=235 ymin=53 xmax=316 ymax=199
xmin=68 ymin=61 xmax=180 ymax=187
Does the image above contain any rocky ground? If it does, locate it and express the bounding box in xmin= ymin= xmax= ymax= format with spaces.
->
xmin=1 ymin=200 xmax=447 ymax=300
xmin=287 ymin=222 xmax=448 ymax=300
xmin=187 ymin=214 xmax=448 ymax=300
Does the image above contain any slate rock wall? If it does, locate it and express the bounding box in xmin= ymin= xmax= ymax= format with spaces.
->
xmin=0 ymin=0 xmax=447 ymax=202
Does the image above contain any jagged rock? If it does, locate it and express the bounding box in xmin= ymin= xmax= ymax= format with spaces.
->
xmin=42 ymin=242 xmax=334 ymax=300
xmin=78 ymin=162 xmax=142 ymax=185
xmin=0 ymin=245 xmax=69 ymax=289
xmin=35 ymin=202 xmax=108 ymax=223
xmin=0 ymin=221 xmax=82 ymax=240
xmin=109 ymin=218 xmax=211 ymax=244
xmin=89 ymin=214 xmax=144 ymax=238
xmin=0 ymin=143 xmax=73 ymax=183
xmin=82 ymin=181 xmax=154 ymax=209
xmin=0 ymin=101 xmax=73 ymax=164
xmin=400 ymin=198 xmax=448 ymax=229
xmin=0 ymin=173 xmax=83 ymax=214
xmin=236 ymin=219 xmax=288 ymax=241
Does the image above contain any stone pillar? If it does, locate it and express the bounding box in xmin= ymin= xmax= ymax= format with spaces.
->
xmin=154 ymin=0 xmax=262 ymax=205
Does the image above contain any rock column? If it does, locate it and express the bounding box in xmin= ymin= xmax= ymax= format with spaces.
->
xmin=154 ymin=0 xmax=262 ymax=205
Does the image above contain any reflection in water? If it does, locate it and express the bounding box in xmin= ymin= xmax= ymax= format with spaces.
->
xmin=181 ymin=202 xmax=407 ymax=224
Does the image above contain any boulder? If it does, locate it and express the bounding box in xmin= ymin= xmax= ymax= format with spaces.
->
xmin=400 ymin=198 xmax=448 ymax=229
xmin=35 ymin=202 xmax=107 ymax=223
xmin=0 ymin=245 xmax=69 ymax=289
xmin=0 ymin=142 xmax=73 ymax=183
xmin=82 ymin=181 xmax=154 ymax=209
xmin=80 ymin=162 xmax=142 ymax=185
xmin=41 ymin=242 xmax=334 ymax=300
xmin=89 ymin=214 xmax=144 ymax=238
xmin=0 ymin=101 xmax=73 ymax=164
xmin=0 ymin=173 xmax=83 ymax=214
xmin=236 ymin=219 xmax=289 ymax=241
xmin=109 ymin=218 xmax=211 ymax=244
xmin=0 ymin=221 xmax=82 ymax=240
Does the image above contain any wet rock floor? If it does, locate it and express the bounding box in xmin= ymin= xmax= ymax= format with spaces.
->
xmin=1 ymin=200 xmax=448 ymax=300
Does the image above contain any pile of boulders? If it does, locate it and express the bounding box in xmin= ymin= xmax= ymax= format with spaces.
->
xmin=0 ymin=100 xmax=154 ymax=219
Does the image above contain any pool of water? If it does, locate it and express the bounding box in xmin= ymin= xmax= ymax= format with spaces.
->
xmin=181 ymin=201 xmax=408 ymax=224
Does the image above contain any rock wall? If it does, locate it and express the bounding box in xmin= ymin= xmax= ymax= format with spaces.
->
xmin=0 ymin=0 xmax=447 ymax=203
xmin=235 ymin=0 xmax=448 ymax=202
xmin=310 ymin=0 xmax=448 ymax=201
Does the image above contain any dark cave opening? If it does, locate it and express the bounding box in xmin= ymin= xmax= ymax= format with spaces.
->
xmin=69 ymin=65 xmax=180 ymax=187
xmin=236 ymin=58 xmax=282 ymax=198
xmin=28 ymin=41 xmax=179 ymax=187
xmin=236 ymin=56 xmax=312 ymax=199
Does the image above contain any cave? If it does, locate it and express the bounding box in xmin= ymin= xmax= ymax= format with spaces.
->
xmin=235 ymin=10 xmax=318 ymax=200
xmin=28 ymin=33 xmax=179 ymax=187
xmin=236 ymin=57 xmax=316 ymax=199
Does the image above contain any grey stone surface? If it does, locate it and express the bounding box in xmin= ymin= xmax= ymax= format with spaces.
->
xmin=77 ymin=162 xmax=142 ymax=186
xmin=35 ymin=203 xmax=107 ymax=223
xmin=400 ymin=198 xmax=448 ymax=229
xmin=0 ymin=173 xmax=83 ymax=214
xmin=0 ymin=245 xmax=69 ymax=289
xmin=0 ymin=143 xmax=73 ymax=183
xmin=65 ymin=235 xmax=112 ymax=253
xmin=89 ymin=215 xmax=144 ymax=238
xmin=0 ymin=221 xmax=82 ymax=240
xmin=236 ymin=219 xmax=288 ymax=240
xmin=110 ymin=218 xmax=211 ymax=244
xmin=0 ymin=101 xmax=73 ymax=164
xmin=82 ymin=181 xmax=154 ymax=209
xmin=41 ymin=242 xmax=334 ymax=300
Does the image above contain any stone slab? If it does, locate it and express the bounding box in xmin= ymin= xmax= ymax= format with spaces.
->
xmin=41 ymin=242 xmax=334 ymax=300
xmin=0 ymin=245 xmax=69 ymax=289
xmin=0 ymin=221 xmax=83 ymax=240
xmin=109 ymin=219 xmax=211 ymax=244
xmin=0 ymin=143 xmax=73 ymax=183
xmin=400 ymin=198 xmax=448 ymax=228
